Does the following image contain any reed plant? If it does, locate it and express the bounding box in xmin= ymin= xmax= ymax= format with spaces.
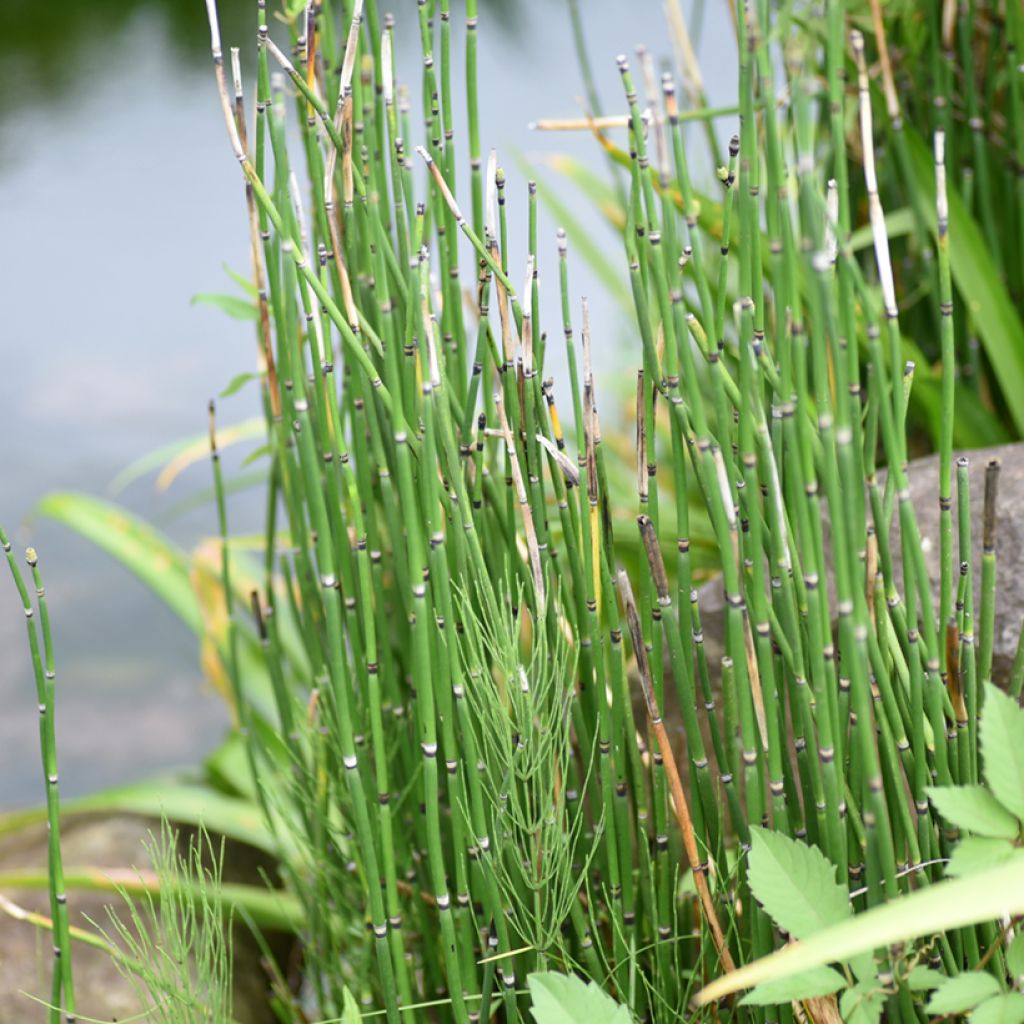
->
xmin=9 ymin=0 xmax=1024 ymax=1021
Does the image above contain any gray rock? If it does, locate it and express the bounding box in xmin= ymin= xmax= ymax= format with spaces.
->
xmin=0 ymin=813 xmax=285 ymax=1023
xmin=0 ymin=815 xmax=149 ymax=1024
xmin=688 ymin=442 xmax=1024 ymax=687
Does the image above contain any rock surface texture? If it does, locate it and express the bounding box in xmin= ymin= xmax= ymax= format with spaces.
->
xmin=0 ymin=815 xmax=149 ymax=1024
xmin=0 ymin=813 xmax=282 ymax=1023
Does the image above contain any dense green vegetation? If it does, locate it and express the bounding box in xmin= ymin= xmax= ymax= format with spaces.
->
xmin=5 ymin=1 xmax=1024 ymax=1022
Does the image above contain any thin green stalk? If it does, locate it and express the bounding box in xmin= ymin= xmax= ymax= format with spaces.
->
xmin=2 ymin=533 xmax=75 ymax=1024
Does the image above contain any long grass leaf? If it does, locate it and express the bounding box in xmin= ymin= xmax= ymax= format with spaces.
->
xmin=37 ymin=492 xmax=201 ymax=634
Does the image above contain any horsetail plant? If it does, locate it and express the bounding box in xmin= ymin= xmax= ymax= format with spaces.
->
xmin=95 ymin=822 xmax=235 ymax=1024
xmin=19 ymin=0 xmax=1024 ymax=1020
xmin=2 ymin=529 xmax=75 ymax=1024
xmin=186 ymin=0 xmax=1024 ymax=1017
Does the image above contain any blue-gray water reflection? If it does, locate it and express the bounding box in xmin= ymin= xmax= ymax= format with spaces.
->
xmin=1 ymin=0 xmax=734 ymax=808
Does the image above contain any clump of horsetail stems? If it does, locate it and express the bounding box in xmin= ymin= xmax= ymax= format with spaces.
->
xmin=847 ymin=0 xmax=1024 ymax=435
xmin=187 ymin=0 xmax=1016 ymax=1020
xmin=2 ymin=528 xmax=76 ymax=1024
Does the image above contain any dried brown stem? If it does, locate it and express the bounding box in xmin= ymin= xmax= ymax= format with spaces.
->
xmin=617 ymin=569 xmax=736 ymax=974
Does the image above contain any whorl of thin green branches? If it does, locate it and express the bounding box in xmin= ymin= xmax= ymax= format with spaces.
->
xmin=95 ymin=823 xmax=235 ymax=1024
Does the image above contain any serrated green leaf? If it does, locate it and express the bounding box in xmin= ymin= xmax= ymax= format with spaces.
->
xmin=947 ymin=837 xmax=1018 ymax=877
xmin=981 ymin=684 xmax=1024 ymax=822
xmin=926 ymin=973 xmax=1001 ymax=1014
xmin=220 ymin=371 xmax=259 ymax=398
xmin=849 ymin=951 xmax=877 ymax=985
xmin=905 ymin=965 xmax=946 ymax=991
xmin=971 ymin=994 xmax=1024 ymax=1024
xmin=527 ymin=972 xmax=632 ymax=1024
xmin=840 ymin=981 xmax=885 ymax=1024
xmin=926 ymin=785 xmax=1021 ymax=839
xmin=695 ymin=855 xmax=1024 ymax=1006
xmin=740 ymin=966 xmax=846 ymax=1006
xmin=1007 ymin=933 xmax=1024 ymax=981
xmin=191 ymin=292 xmax=259 ymax=321
xmin=747 ymin=826 xmax=850 ymax=939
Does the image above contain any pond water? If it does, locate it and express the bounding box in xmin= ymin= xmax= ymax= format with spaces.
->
xmin=0 ymin=0 xmax=734 ymax=808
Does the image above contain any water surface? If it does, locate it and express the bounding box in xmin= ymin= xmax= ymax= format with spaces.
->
xmin=0 ymin=0 xmax=734 ymax=808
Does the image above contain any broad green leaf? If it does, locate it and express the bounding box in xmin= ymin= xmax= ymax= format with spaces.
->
xmin=188 ymin=549 xmax=283 ymax=722
xmin=108 ymin=417 xmax=265 ymax=494
xmin=947 ymin=837 xmax=1018 ymax=877
xmin=926 ymin=785 xmax=1021 ymax=839
xmin=70 ymin=779 xmax=278 ymax=854
xmin=905 ymin=129 xmax=1024 ymax=435
xmin=694 ymin=855 xmax=1024 ymax=1005
xmin=37 ymin=492 xmax=201 ymax=634
xmin=905 ymin=966 xmax=946 ymax=991
xmin=1007 ymin=932 xmax=1024 ymax=981
xmin=0 ymin=867 xmax=301 ymax=932
xmin=981 ymin=683 xmax=1024 ymax=821
xmin=527 ymin=972 xmax=632 ymax=1024
xmin=840 ymin=981 xmax=885 ymax=1024
xmin=972 ymin=994 xmax=1024 ymax=1024
xmin=747 ymin=826 xmax=850 ymax=939
xmin=191 ymin=291 xmax=259 ymax=321
xmin=926 ymin=973 xmax=1001 ymax=1014
xmin=38 ymin=497 xmax=286 ymax=721
xmin=220 ymin=371 xmax=259 ymax=398
xmin=740 ymin=966 xmax=846 ymax=1006
xmin=0 ymin=776 xmax=282 ymax=854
